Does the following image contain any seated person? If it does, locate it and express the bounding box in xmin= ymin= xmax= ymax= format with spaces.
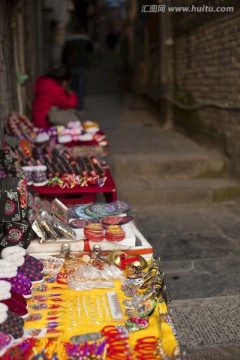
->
xmin=32 ymin=66 xmax=78 ymax=128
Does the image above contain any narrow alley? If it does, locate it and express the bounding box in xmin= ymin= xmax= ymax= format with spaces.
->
xmin=85 ymin=52 xmax=240 ymax=359
xmin=0 ymin=1 xmax=240 ymax=359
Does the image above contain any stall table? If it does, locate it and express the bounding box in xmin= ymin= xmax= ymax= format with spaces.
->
xmin=32 ymin=169 xmax=117 ymax=205
xmin=28 ymin=221 xmax=153 ymax=261
xmin=21 ymin=256 xmax=178 ymax=360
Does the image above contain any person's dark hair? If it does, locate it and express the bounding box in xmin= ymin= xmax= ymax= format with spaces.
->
xmin=46 ymin=66 xmax=70 ymax=83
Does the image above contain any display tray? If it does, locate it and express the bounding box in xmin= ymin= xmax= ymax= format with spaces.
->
xmin=21 ymin=271 xmax=178 ymax=359
xmin=31 ymin=169 xmax=117 ymax=205
xmin=61 ymin=130 xmax=108 ymax=148
xmin=28 ymin=222 xmax=153 ymax=261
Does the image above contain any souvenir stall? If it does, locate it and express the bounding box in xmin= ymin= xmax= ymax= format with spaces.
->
xmin=0 ymin=247 xmax=179 ymax=360
xmin=0 ymin=109 xmax=184 ymax=359
xmin=0 ymin=150 xmax=184 ymax=359
xmin=6 ymin=112 xmax=108 ymax=148
xmin=4 ymin=112 xmax=116 ymax=204
xmin=27 ymin=197 xmax=153 ymax=259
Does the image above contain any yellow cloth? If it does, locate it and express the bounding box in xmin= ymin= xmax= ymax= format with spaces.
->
xmin=25 ymin=274 xmax=178 ymax=358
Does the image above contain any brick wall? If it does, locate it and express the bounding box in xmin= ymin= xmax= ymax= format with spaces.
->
xmin=172 ymin=2 xmax=240 ymax=176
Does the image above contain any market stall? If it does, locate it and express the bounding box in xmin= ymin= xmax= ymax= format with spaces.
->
xmin=4 ymin=112 xmax=116 ymax=205
xmin=0 ymin=245 xmax=179 ymax=359
xmin=32 ymin=168 xmax=117 ymax=204
xmin=0 ymin=112 xmax=184 ymax=359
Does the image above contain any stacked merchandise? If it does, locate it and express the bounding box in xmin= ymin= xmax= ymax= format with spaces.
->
xmin=4 ymin=113 xmax=112 ymax=209
xmin=5 ymin=141 xmax=107 ymax=189
xmin=4 ymin=112 xmax=108 ymax=189
xmin=5 ymin=112 xmax=37 ymax=142
xmin=5 ymin=112 xmax=106 ymax=147
xmin=0 ymin=152 xmax=34 ymax=253
xmin=0 ymin=111 xmax=184 ymax=359
xmin=28 ymin=199 xmax=136 ymax=254
xmin=0 ymin=244 xmax=181 ymax=359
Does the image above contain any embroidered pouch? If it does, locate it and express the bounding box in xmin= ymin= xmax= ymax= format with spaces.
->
xmin=0 ymin=219 xmax=33 ymax=251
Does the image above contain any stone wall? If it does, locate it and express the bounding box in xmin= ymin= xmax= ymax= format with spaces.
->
xmin=172 ymin=1 xmax=240 ymax=176
xmin=0 ymin=1 xmax=15 ymax=123
xmin=0 ymin=0 xmax=42 ymax=124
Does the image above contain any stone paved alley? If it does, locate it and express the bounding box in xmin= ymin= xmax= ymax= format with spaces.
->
xmin=85 ymin=89 xmax=240 ymax=359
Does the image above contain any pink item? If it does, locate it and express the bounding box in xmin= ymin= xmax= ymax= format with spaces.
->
xmin=2 ymin=271 xmax=32 ymax=298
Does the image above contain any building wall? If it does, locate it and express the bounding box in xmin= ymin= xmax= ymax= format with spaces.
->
xmin=0 ymin=0 xmax=50 ymax=124
xmin=171 ymin=1 xmax=240 ymax=176
xmin=0 ymin=0 xmax=40 ymax=123
xmin=0 ymin=1 xmax=15 ymax=121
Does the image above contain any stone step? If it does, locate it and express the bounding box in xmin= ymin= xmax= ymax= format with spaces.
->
xmin=116 ymin=178 xmax=240 ymax=206
xmin=110 ymin=153 xmax=228 ymax=180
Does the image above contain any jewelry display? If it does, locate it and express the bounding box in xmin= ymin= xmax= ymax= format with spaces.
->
xmin=121 ymin=257 xmax=169 ymax=325
xmin=81 ymin=294 xmax=90 ymax=324
xmin=125 ymin=317 xmax=149 ymax=331
xmin=67 ymin=299 xmax=77 ymax=330
xmin=106 ymin=292 xmax=124 ymax=320
xmin=44 ymin=277 xmax=56 ymax=283
xmin=25 ymin=313 xmax=43 ymax=322
xmin=76 ymin=296 xmax=81 ymax=322
xmin=125 ymin=264 xmax=142 ymax=279
xmin=47 ymin=316 xmax=60 ymax=321
xmin=49 ymin=304 xmax=64 ymax=310
xmin=64 ymin=257 xmax=90 ymax=274
xmin=88 ymin=295 xmax=99 ymax=325
xmin=47 ymin=310 xmax=65 ymax=316
xmin=158 ymin=308 xmax=180 ymax=347
xmin=1 ymin=249 xmax=181 ymax=359
xmin=134 ymin=336 xmax=162 ymax=360
xmin=32 ymin=284 xmax=48 ymax=292
xmin=31 ymin=295 xmax=48 ymax=303
xmin=101 ymin=325 xmax=133 ymax=360
xmin=68 ymin=261 xmax=126 ymax=291
xmin=101 ymin=294 xmax=111 ymax=323
xmin=36 ymin=257 xmax=64 ymax=276
xmin=29 ymin=303 xmax=47 ymax=310
xmin=56 ymin=272 xmax=69 ymax=285
xmin=1 ymin=103 xmax=184 ymax=359
xmin=46 ymin=321 xmax=62 ymax=329
xmin=95 ymin=295 xmax=103 ymax=324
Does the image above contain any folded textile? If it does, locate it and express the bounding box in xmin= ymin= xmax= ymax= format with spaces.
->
xmin=2 ymin=246 xmax=44 ymax=272
xmin=0 ymin=281 xmax=28 ymax=318
xmin=0 ymin=304 xmax=24 ymax=339
xmin=0 ymin=304 xmax=8 ymax=324
xmin=1 ymin=246 xmax=27 ymax=257
xmin=1 ymin=271 xmax=32 ymax=298
xmin=0 ymin=260 xmax=18 ymax=278
xmin=2 ymin=246 xmax=44 ymax=280
xmin=20 ymin=254 xmax=44 ymax=273
xmin=0 ymin=281 xmax=11 ymax=300
xmin=1 ymin=253 xmax=25 ymax=267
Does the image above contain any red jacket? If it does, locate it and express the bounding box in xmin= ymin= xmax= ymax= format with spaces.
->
xmin=32 ymin=77 xmax=78 ymax=128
